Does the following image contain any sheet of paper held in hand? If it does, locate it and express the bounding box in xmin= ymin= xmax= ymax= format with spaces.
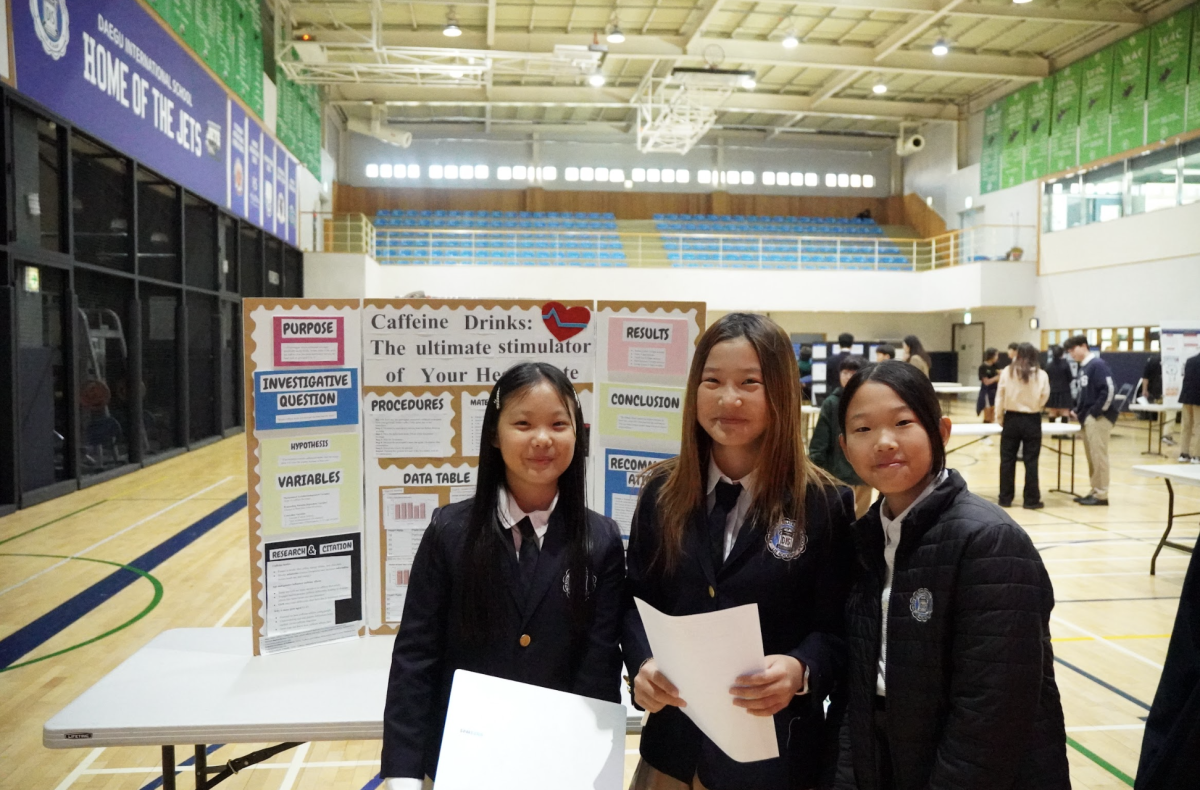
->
xmin=434 ymin=670 xmax=626 ymax=790
xmin=634 ymin=599 xmax=779 ymax=763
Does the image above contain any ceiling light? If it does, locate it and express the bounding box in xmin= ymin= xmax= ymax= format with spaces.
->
xmin=449 ymin=70 xmax=464 ymax=80
xmin=588 ymin=72 xmax=606 ymax=87
xmin=741 ymin=75 xmax=757 ymax=90
xmin=443 ymin=7 xmax=462 ymax=37
xmin=606 ymin=27 xmax=625 ymax=44
xmin=1012 ymin=0 xmax=1032 ymax=4
xmin=931 ymin=37 xmax=949 ymax=57
xmin=782 ymin=31 xmax=798 ymax=49
xmin=873 ymin=82 xmax=887 ymax=94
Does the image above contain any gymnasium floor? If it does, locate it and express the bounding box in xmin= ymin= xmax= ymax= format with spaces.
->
xmin=0 ymin=415 xmax=1195 ymax=790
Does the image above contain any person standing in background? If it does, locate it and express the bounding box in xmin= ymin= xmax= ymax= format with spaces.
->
xmin=1178 ymin=352 xmax=1200 ymax=464
xmin=798 ymin=344 xmax=814 ymax=402
xmin=996 ymin=343 xmax=1050 ymax=509
xmin=826 ymin=333 xmax=855 ymax=394
xmin=810 ymin=356 xmax=872 ymax=517
xmin=875 ymin=344 xmax=896 ymax=363
xmin=1066 ymin=335 xmax=1118 ymax=506
xmin=977 ymin=348 xmax=1000 ymax=424
xmin=1044 ymin=345 xmax=1074 ymax=423
xmin=901 ymin=335 xmax=931 ymax=379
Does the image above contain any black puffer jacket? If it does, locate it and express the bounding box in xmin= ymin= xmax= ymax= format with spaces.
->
xmin=831 ymin=470 xmax=1070 ymax=790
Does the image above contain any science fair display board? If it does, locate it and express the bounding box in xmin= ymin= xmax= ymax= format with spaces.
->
xmin=243 ymin=300 xmax=366 ymax=656
xmin=592 ymin=302 xmax=705 ymax=540
xmin=1161 ymin=321 xmax=1200 ymax=407
xmin=245 ymin=298 xmax=706 ymax=651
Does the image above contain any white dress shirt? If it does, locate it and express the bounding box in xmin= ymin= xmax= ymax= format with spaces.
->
xmin=876 ymin=470 xmax=947 ymax=696
xmin=384 ymin=489 xmax=558 ymax=790
xmin=705 ymin=457 xmax=757 ymax=561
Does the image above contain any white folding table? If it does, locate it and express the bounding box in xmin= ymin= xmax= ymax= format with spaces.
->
xmin=44 ymin=628 xmax=642 ymax=790
xmin=1132 ymin=464 xmax=1200 ymax=575
xmin=1128 ymin=404 xmax=1183 ymax=456
xmin=948 ymin=422 xmax=1081 ymax=495
xmin=931 ymin=384 xmax=980 ymax=415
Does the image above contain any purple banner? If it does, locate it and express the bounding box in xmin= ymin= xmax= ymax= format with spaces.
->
xmin=228 ymin=100 xmax=248 ymax=220
xmin=15 ymin=0 xmax=228 ymax=206
xmin=247 ymin=122 xmax=262 ymax=226
xmin=263 ymin=135 xmax=277 ymax=236
xmin=286 ymin=156 xmax=298 ymax=246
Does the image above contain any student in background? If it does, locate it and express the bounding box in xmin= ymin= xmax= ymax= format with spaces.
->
xmin=831 ymin=361 xmax=1069 ymax=790
xmin=875 ymin=344 xmax=896 ymax=363
xmin=798 ymin=344 xmax=814 ymax=402
xmin=977 ymin=348 xmax=1000 ymax=424
xmin=1178 ymin=352 xmax=1200 ymax=464
xmin=901 ymin=335 xmax=931 ymax=378
xmin=996 ymin=343 xmax=1050 ymax=509
xmin=1044 ymin=345 xmax=1074 ymax=423
xmin=827 ymin=333 xmax=856 ymax=393
xmin=382 ymin=363 xmax=624 ymax=789
xmin=624 ymin=312 xmax=853 ymax=790
xmin=811 ymin=355 xmax=872 ymax=518
xmin=1066 ymin=335 xmax=1118 ymax=506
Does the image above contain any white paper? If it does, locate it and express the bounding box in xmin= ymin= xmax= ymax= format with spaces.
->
xmin=629 ymin=346 xmax=668 ymax=369
xmin=851 ymin=344 xmax=864 ymax=356
xmin=280 ymin=488 xmax=339 ymax=529
xmin=371 ymin=412 xmax=453 ymax=457
xmin=812 ymin=345 xmax=827 ymax=360
xmin=436 ymin=671 xmax=625 ymax=790
xmin=616 ymin=414 xmax=668 ymax=434
xmin=812 ymin=362 xmax=827 ymax=381
xmin=449 ymin=485 xmax=475 ymax=503
xmin=266 ymin=556 xmax=352 ymax=635
xmin=634 ymin=599 xmax=779 ymax=763
xmin=460 ymin=392 xmax=490 ymax=457
xmin=610 ymin=493 xmax=639 ymax=534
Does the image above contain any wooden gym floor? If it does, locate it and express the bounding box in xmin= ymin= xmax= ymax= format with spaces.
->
xmin=0 ymin=414 xmax=1194 ymax=790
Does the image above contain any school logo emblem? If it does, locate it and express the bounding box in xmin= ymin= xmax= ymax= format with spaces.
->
xmin=562 ymin=569 xmax=597 ymax=599
xmin=766 ymin=519 xmax=807 ymax=561
xmin=910 ymin=588 xmax=933 ymax=622
xmin=32 ymin=0 xmax=70 ymax=60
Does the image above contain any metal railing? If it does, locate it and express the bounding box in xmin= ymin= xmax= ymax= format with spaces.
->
xmin=302 ymin=214 xmax=1036 ymax=271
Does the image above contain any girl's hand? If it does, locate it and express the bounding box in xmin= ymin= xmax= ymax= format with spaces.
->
xmin=731 ymin=655 xmax=805 ymax=716
xmin=634 ymin=658 xmax=686 ymax=713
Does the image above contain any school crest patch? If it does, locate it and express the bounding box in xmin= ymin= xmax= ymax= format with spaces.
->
xmin=766 ymin=519 xmax=807 ymax=560
xmin=32 ymin=0 xmax=70 ymax=60
xmin=562 ymin=569 xmax=597 ymax=598
xmin=910 ymin=588 xmax=933 ymax=622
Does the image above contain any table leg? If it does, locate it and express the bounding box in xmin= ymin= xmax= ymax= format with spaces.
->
xmin=195 ymin=745 xmax=208 ymax=790
xmin=1151 ymin=479 xmax=1175 ymax=576
xmin=1143 ymin=413 xmax=1158 ymax=455
xmin=162 ymin=746 xmax=176 ymax=790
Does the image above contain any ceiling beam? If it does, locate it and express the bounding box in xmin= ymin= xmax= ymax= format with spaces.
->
xmin=811 ymin=70 xmax=866 ymax=106
xmin=952 ymin=2 xmax=1145 ymax=27
xmin=873 ymin=0 xmax=966 ymax=61
xmin=486 ymin=0 xmax=496 ymax=47
xmin=681 ymin=0 xmax=730 ymax=45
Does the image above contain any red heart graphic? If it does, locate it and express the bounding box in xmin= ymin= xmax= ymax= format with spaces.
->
xmin=541 ymin=302 xmax=591 ymax=342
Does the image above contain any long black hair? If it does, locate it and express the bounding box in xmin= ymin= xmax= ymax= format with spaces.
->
xmin=903 ymin=334 xmax=932 ymax=369
xmin=460 ymin=362 xmax=591 ymax=641
xmin=838 ymin=360 xmax=947 ymax=479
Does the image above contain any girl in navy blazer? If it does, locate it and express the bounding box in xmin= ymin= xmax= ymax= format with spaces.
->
xmin=381 ymin=363 xmax=625 ymax=788
xmin=624 ymin=313 xmax=854 ymax=790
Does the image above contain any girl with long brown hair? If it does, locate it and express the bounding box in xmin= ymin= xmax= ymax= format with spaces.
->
xmin=995 ymin=342 xmax=1050 ymax=508
xmin=622 ymin=312 xmax=853 ymax=790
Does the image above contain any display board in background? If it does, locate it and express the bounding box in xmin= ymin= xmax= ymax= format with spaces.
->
xmin=1110 ymin=29 xmax=1150 ymax=155
xmin=244 ymin=300 xmax=366 ymax=656
xmin=1146 ymin=8 xmax=1193 ymax=142
xmin=1024 ymin=78 xmax=1053 ymax=182
xmin=1049 ymin=61 xmax=1083 ymax=174
xmin=1078 ymin=47 xmax=1114 ymax=165
xmin=980 ymin=101 xmax=1005 ymax=194
xmin=360 ymin=299 xmax=597 ymax=634
xmin=1000 ymin=88 xmax=1028 ymax=190
xmin=1161 ymin=321 xmax=1200 ymax=407
xmin=592 ymin=302 xmax=705 ymax=539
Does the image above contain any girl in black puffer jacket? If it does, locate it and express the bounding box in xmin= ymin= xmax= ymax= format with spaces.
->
xmin=828 ymin=361 xmax=1070 ymax=790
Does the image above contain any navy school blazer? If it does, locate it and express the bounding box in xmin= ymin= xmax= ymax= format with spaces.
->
xmin=623 ymin=475 xmax=855 ymax=790
xmin=381 ymin=498 xmax=625 ymax=781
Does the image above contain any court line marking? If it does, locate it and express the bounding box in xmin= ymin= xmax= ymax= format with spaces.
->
xmin=51 ymin=748 xmax=105 ymax=790
xmin=1053 ymin=634 xmax=1170 ymax=643
xmin=278 ymin=742 xmax=312 ymax=790
xmin=1054 ymin=657 xmax=1151 ymax=711
xmin=0 ymin=476 xmax=235 ymax=599
xmin=0 ymin=501 xmax=109 ymax=548
xmin=1067 ymin=737 xmax=1135 ymax=787
xmin=83 ymin=760 xmax=386 ymax=774
xmin=1052 ymin=616 xmax=1165 ymax=670
xmin=215 ymin=590 xmax=252 ymax=628
xmin=1065 ymin=724 xmax=1145 ymax=732
xmin=1057 ymin=596 xmax=1180 ymax=603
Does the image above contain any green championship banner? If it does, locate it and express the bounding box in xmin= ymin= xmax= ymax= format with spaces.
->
xmin=1146 ymin=8 xmax=1193 ymax=141
xmin=1111 ymin=29 xmax=1150 ymax=154
xmin=981 ymin=101 xmax=1005 ymax=194
xmin=1024 ymin=78 xmax=1053 ymax=182
xmin=1049 ymin=62 xmax=1082 ymax=173
xmin=1078 ymin=47 xmax=1114 ymax=164
xmin=1188 ymin=9 xmax=1200 ymax=134
xmin=277 ymin=72 xmax=324 ymax=179
xmin=1001 ymin=88 xmax=1028 ymax=189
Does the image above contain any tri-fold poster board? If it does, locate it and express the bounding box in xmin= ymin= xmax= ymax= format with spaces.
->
xmin=244 ymin=298 xmax=704 ymax=655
